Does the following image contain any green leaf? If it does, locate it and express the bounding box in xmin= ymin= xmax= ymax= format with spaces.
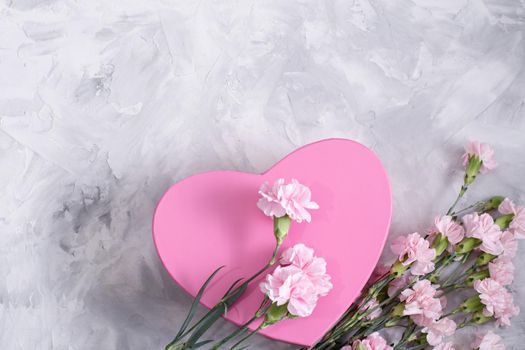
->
xmin=185 ymin=276 xmax=250 ymax=348
xmin=222 ymin=278 xmax=244 ymax=298
xmin=192 ymin=340 xmax=213 ymax=349
xmin=186 ymin=305 xmax=226 ymax=347
xmin=174 ymin=266 xmax=224 ymax=342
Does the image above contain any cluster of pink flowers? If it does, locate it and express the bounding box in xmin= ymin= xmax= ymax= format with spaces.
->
xmin=260 ymin=244 xmax=332 ymax=317
xmin=257 ymin=178 xmax=319 ymax=223
xmin=330 ymin=142 xmax=521 ymax=350
xmin=341 ymin=332 xmax=392 ymax=350
xmin=391 ymin=232 xmax=436 ymax=275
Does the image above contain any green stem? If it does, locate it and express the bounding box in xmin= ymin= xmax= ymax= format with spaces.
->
xmin=447 ymin=185 xmax=468 ymax=215
xmin=451 ymin=200 xmax=483 ymax=216
xmin=211 ymin=298 xmax=270 ymax=349
xmin=244 ymin=243 xmax=281 ymax=285
xmin=229 ymin=323 xmax=266 ymax=350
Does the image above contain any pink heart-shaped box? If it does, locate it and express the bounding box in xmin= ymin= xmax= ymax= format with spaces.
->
xmin=153 ymin=138 xmax=391 ymax=346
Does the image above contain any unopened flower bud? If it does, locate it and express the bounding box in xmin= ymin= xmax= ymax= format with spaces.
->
xmin=431 ymin=233 xmax=449 ymax=257
xmin=391 ymin=260 xmax=408 ymax=277
xmin=465 ymin=270 xmax=489 ymax=286
xmin=482 ymin=196 xmax=505 ymax=212
xmin=391 ymin=303 xmax=405 ymax=317
xmin=475 ymin=252 xmax=496 ymax=267
xmin=464 ymin=156 xmax=482 ymax=185
xmin=471 ymin=311 xmax=492 ymax=325
xmin=356 ymin=344 xmax=368 ymax=350
xmin=460 ymin=295 xmax=484 ymax=313
xmin=495 ymin=214 xmax=514 ymax=230
xmin=455 ymin=237 xmax=481 ymax=254
xmin=273 ymin=215 xmax=291 ymax=245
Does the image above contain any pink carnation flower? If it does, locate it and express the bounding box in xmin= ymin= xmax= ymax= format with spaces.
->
xmin=434 ymin=342 xmax=456 ymax=350
xmin=422 ymin=318 xmax=456 ymax=346
xmin=474 ymin=278 xmax=520 ymax=326
xmin=500 ymin=231 xmax=518 ymax=258
xmin=391 ymin=233 xmax=436 ymax=275
xmin=498 ymin=197 xmax=517 ymax=215
xmin=498 ymin=198 xmax=525 ymax=239
xmin=489 ymin=256 xmax=514 ymax=286
xmin=261 ymin=244 xmax=332 ymax=318
xmin=387 ymin=274 xmax=410 ymax=297
xmin=257 ymin=178 xmax=319 ymax=223
xmin=280 ymin=244 xmax=333 ymax=296
xmin=400 ymin=280 xmax=443 ymax=326
xmin=351 ymin=332 xmax=392 ymax=350
xmin=361 ymin=298 xmax=382 ymax=321
xmin=432 ymin=215 xmax=465 ymax=245
xmin=462 ymin=141 xmax=497 ymax=173
xmin=462 ymin=213 xmax=503 ymax=255
xmin=259 ymin=265 xmax=318 ymax=317
xmin=471 ymin=331 xmax=505 ymax=350
xmin=257 ymin=178 xmax=287 ymax=218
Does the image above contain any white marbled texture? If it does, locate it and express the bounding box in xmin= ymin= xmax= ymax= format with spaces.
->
xmin=1 ymin=0 xmax=525 ymax=349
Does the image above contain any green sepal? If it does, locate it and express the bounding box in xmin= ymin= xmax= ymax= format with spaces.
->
xmin=391 ymin=259 xmax=409 ymax=277
xmin=482 ymin=196 xmax=505 ymax=212
xmin=455 ymin=237 xmax=481 ymax=254
xmin=169 ymin=265 xmax=225 ymax=346
xmin=465 ymin=269 xmax=489 ymax=286
xmin=464 ymin=155 xmax=482 ymax=185
xmin=273 ymin=215 xmax=291 ymax=245
xmin=460 ymin=295 xmax=484 ymax=313
xmin=431 ymin=233 xmax=449 ymax=257
xmin=391 ymin=303 xmax=405 ymax=317
xmin=475 ymin=252 xmax=496 ymax=267
xmin=263 ymin=303 xmax=289 ymax=326
xmin=472 ymin=311 xmax=492 ymax=325
xmin=495 ymin=214 xmax=514 ymax=230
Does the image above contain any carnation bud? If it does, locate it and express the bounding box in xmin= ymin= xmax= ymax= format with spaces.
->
xmin=464 ymin=155 xmax=482 ymax=185
xmin=263 ymin=303 xmax=288 ymax=326
xmin=391 ymin=260 xmax=408 ymax=277
xmin=482 ymin=196 xmax=505 ymax=212
xmin=472 ymin=311 xmax=492 ymax=325
xmin=475 ymin=252 xmax=496 ymax=267
xmin=465 ymin=270 xmax=489 ymax=286
xmin=459 ymin=295 xmax=484 ymax=313
xmin=391 ymin=303 xmax=405 ymax=317
xmin=455 ymin=237 xmax=481 ymax=254
xmin=495 ymin=214 xmax=514 ymax=230
xmin=356 ymin=344 xmax=368 ymax=350
xmin=273 ymin=215 xmax=291 ymax=245
xmin=431 ymin=233 xmax=449 ymax=257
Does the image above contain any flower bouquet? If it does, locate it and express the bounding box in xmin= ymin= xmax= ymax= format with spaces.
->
xmin=164 ymin=141 xmax=521 ymax=350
